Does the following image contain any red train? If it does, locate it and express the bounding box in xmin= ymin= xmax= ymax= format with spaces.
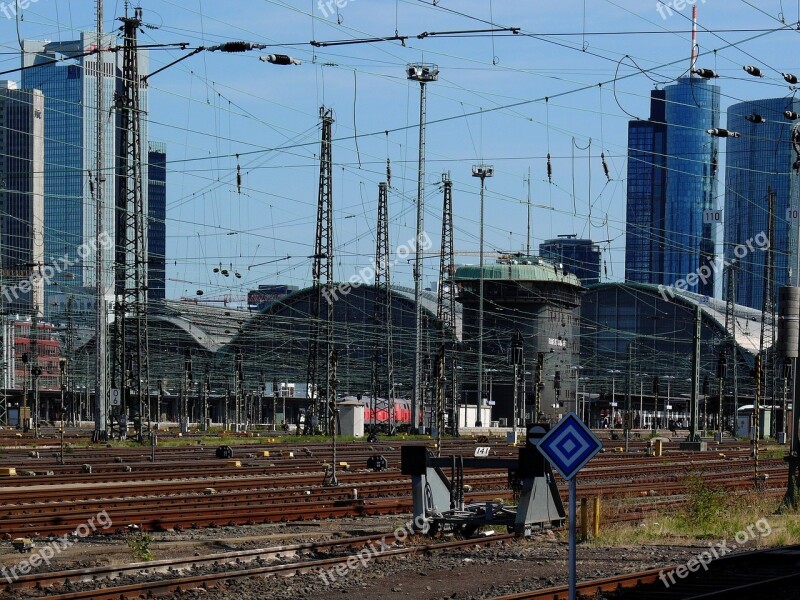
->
xmin=364 ymin=398 xmax=412 ymax=432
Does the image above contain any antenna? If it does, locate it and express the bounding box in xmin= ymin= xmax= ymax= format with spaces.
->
xmin=690 ymin=5 xmax=699 ymax=74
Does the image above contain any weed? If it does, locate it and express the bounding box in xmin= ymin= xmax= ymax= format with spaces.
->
xmin=126 ymin=532 xmax=154 ymax=562
xmin=681 ymin=472 xmax=726 ymax=530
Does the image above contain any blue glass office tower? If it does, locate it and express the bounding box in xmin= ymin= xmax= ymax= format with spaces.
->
xmin=626 ymin=90 xmax=667 ymax=285
xmin=21 ymin=33 xmax=148 ymax=316
xmin=0 ymin=81 xmax=44 ymax=315
xmin=147 ymin=142 xmax=166 ymax=301
xmin=662 ymin=78 xmax=720 ymax=297
xmin=625 ymin=79 xmax=720 ymax=296
xmin=724 ymin=98 xmax=800 ymax=310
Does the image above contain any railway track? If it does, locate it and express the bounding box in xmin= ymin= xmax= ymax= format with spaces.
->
xmin=488 ymin=544 xmax=800 ymax=599
xmin=0 ymin=443 xmax=785 ymax=537
xmin=0 ymin=465 xmax=785 ymax=536
xmin=21 ymin=532 xmax=517 ymax=599
xmin=13 ymin=527 xmax=800 ymax=599
xmin=0 ymin=435 xmax=791 ymax=599
xmin=3 ymin=531 xmax=415 ymax=593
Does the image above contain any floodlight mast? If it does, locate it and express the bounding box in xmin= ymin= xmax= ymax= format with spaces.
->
xmin=408 ymin=63 xmax=438 ymax=432
xmin=472 ymin=164 xmax=494 ymax=427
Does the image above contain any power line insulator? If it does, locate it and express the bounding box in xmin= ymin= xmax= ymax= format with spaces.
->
xmin=785 ymin=111 xmax=800 ymax=121
xmin=707 ymin=128 xmax=740 ymax=138
xmin=743 ymin=65 xmax=764 ymax=77
xmin=745 ymin=114 xmax=765 ymax=124
xmin=692 ymin=68 xmax=719 ymax=79
xmin=601 ymin=152 xmax=611 ymax=181
xmin=213 ymin=41 xmax=261 ymax=53
xmin=783 ymin=72 xmax=799 ymax=85
xmin=260 ymin=54 xmax=301 ymax=65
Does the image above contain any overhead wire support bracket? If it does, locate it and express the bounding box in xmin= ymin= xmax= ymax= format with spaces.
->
xmin=310 ymin=27 xmax=519 ymax=47
xmin=144 ymin=42 xmax=291 ymax=83
xmin=143 ymin=46 xmax=204 ymax=82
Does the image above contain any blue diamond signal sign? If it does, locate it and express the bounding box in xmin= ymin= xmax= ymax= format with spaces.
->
xmin=538 ymin=412 xmax=602 ymax=481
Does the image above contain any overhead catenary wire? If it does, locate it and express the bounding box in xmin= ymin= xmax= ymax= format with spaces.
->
xmin=1 ymin=1 xmax=792 ymax=354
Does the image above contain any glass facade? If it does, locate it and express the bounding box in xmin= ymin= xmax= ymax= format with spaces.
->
xmin=21 ymin=34 xmax=148 ymax=317
xmin=663 ymin=78 xmax=720 ymax=297
xmin=147 ymin=142 xmax=166 ymax=300
xmin=626 ymin=90 xmax=667 ymax=285
xmin=540 ymin=235 xmax=602 ymax=285
xmin=625 ymin=80 xmax=720 ymax=296
xmin=724 ymin=98 xmax=800 ymax=310
xmin=0 ymin=84 xmax=44 ymax=315
xmin=581 ymin=283 xmax=761 ymax=428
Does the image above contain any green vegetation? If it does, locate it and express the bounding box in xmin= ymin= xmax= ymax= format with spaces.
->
xmin=126 ymin=532 xmax=154 ymax=562
xmin=679 ymin=473 xmax=727 ymax=532
xmin=592 ymin=483 xmax=799 ymax=548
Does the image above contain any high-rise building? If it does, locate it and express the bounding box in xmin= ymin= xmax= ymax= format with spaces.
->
xmin=0 ymin=81 xmax=44 ymax=315
xmin=147 ymin=142 xmax=166 ymax=301
xmin=724 ymin=98 xmax=800 ymax=310
xmin=540 ymin=235 xmax=602 ymax=286
xmin=625 ymin=89 xmax=667 ymax=286
xmin=21 ymin=33 xmax=148 ymax=316
xmin=625 ymin=79 xmax=720 ymax=296
xmin=662 ymin=77 xmax=720 ymax=296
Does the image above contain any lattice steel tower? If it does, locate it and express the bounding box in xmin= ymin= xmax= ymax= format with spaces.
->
xmin=724 ymin=263 xmax=738 ymax=423
xmin=756 ymin=188 xmax=776 ymax=482
xmin=306 ymin=107 xmax=334 ymax=435
xmin=371 ymin=182 xmax=395 ymax=432
xmin=112 ymin=7 xmax=149 ymax=428
xmin=437 ymin=173 xmax=458 ymax=435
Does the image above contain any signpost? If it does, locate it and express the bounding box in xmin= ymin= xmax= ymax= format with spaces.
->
xmin=537 ymin=412 xmax=603 ymax=600
xmin=703 ymin=209 xmax=723 ymax=224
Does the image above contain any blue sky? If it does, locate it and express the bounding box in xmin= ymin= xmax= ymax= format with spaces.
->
xmin=0 ymin=0 xmax=797 ymax=302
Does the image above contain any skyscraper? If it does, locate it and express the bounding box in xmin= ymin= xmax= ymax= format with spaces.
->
xmin=625 ymin=78 xmax=720 ymax=296
xmin=0 ymin=81 xmax=44 ymax=315
xmin=21 ymin=33 xmax=148 ymax=316
xmin=625 ymin=90 xmax=667 ymax=286
xmin=540 ymin=235 xmax=602 ymax=286
xmin=662 ymin=77 xmax=720 ymax=297
xmin=147 ymin=142 xmax=166 ymax=301
xmin=724 ymin=98 xmax=800 ymax=310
